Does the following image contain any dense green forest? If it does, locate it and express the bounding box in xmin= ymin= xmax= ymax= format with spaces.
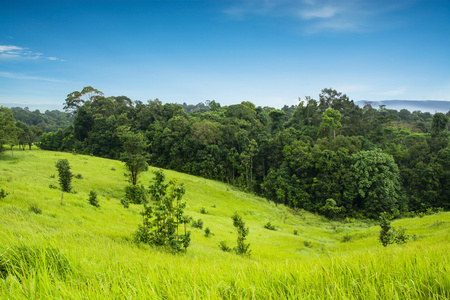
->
xmin=11 ymin=107 xmax=73 ymax=133
xmin=1 ymin=86 xmax=449 ymax=218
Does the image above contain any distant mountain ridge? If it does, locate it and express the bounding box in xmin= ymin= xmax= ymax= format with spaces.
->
xmin=355 ymin=100 xmax=450 ymax=113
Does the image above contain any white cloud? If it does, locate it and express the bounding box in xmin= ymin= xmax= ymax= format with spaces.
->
xmin=299 ymin=6 xmax=339 ymax=20
xmin=0 ymin=44 xmax=63 ymax=61
xmin=222 ymin=0 xmax=411 ymax=34
xmin=0 ymin=71 xmax=66 ymax=83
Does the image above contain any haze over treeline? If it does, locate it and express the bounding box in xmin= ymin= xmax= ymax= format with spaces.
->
xmin=3 ymin=86 xmax=448 ymax=219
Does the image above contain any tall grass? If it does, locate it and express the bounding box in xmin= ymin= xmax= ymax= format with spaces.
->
xmin=0 ymin=149 xmax=449 ymax=299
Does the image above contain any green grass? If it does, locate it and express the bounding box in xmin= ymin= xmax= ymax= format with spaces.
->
xmin=0 ymin=149 xmax=449 ymax=299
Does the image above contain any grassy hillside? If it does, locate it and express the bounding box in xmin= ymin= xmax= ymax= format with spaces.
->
xmin=0 ymin=149 xmax=449 ymax=299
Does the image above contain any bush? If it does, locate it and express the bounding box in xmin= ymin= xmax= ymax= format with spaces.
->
xmin=0 ymin=188 xmax=8 ymax=199
xmin=293 ymin=230 xmax=298 ymax=235
xmin=341 ymin=234 xmax=352 ymax=243
xmin=379 ymin=212 xmax=410 ymax=247
xmin=200 ymin=207 xmax=209 ymax=214
xmin=74 ymin=174 xmax=83 ymax=179
xmin=192 ymin=218 xmax=203 ymax=229
xmin=124 ymin=184 xmax=147 ymax=204
xmin=88 ymin=190 xmax=100 ymax=207
xmin=264 ymin=222 xmax=277 ymax=231
xmin=218 ymin=241 xmax=231 ymax=252
xmin=29 ymin=204 xmax=42 ymax=214
xmin=232 ymin=212 xmax=251 ymax=256
xmin=303 ymin=241 xmax=313 ymax=248
xmin=204 ymin=227 xmax=212 ymax=237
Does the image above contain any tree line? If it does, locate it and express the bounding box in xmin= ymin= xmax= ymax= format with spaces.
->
xmin=2 ymin=86 xmax=449 ymax=218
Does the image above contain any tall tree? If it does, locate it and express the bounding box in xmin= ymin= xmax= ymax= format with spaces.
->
xmin=347 ymin=150 xmax=403 ymax=218
xmin=0 ymin=107 xmax=17 ymax=153
xmin=120 ymin=131 xmax=148 ymax=185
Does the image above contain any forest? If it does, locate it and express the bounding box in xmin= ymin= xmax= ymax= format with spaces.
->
xmin=1 ymin=86 xmax=449 ymax=219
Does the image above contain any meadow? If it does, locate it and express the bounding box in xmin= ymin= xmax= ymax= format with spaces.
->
xmin=0 ymin=149 xmax=449 ymax=299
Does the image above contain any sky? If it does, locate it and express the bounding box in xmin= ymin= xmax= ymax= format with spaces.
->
xmin=0 ymin=0 xmax=449 ymax=111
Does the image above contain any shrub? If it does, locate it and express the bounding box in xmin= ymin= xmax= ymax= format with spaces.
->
xmin=264 ymin=222 xmax=277 ymax=231
xmin=293 ymin=230 xmax=298 ymax=235
xmin=74 ymin=173 xmax=83 ymax=179
xmin=204 ymin=227 xmax=212 ymax=237
xmin=218 ymin=241 xmax=231 ymax=252
xmin=232 ymin=212 xmax=251 ymax=256
xmin=0 ymin=188 xmax=8 ymax=199
xmin=341 ymin=234 xmax=352 ymax=243
xmin=200 ymin=207 xmax=209 ymax=214
xmin=303 ymin=241 xmax=313 ymax=248
xmin=379 ymin=212 xmax=410 ymax=246
xmin=29 ymin=204 xmax=42 ymax=214
xmin=120 ymin=198 xmax=129 ymax=208
xmin=88 ymin=190 xmax=100 ymax=207
xmin=124 ymin=184 xmax=147 ymax=204
xmin=379 ymin=212 xmax=394 ymax=247
xmin=192 ymin=218 xmax=203 ymax=229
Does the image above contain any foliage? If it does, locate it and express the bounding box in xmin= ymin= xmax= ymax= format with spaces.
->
xmin=348 ymin=151 xmax=403 ymax=218
xmin=88 ymin=190 xmax=100 ymax=207
xmin=29 ymin=204 xmax=42 ymax=214
xmin=120 ymin=131 xmax=148 ymax=186
xmin=0 ymin=188 xmax=8 ymax=199
xmin=0 ymin=150 xmax=450 ymax=298
xmin=199 ymin=207 xmax=209 ymax=214
xmin=231 ymin=212 xmax=251 ymax=256
xmin=55 ymin=159 xmax=73 ymax=192
xmin=133 ymin=169 xmax=191 ymax=252
xmin=0 ymin=106 xmax=17 ymax=152
xmin=204 ymin=227 xmax=211 ymax=237
xmin=379 ymin=212 xmax=410 ymax=247
xmin=34 ymin=86 xmax=450 ymax=218
xmin=320 ymin=198 xmax=345 ymax=219
xmin=191 ymin=218 xmax=203 ymax=229
xmin=124 ymin=184 xmax=147 ymax=205
xmin=218 ymin=241 xmax=231 ymax=252
xmin=379 ymin=212 xmax=394 ymax=247
xmin=303 ymin=241 xmax=313 ymax=248
xmin=264 ymin=222 xmax=277 ymax=230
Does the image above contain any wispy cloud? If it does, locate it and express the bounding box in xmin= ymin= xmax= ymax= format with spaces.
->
xmin=0 ymin=71 xmax=66 ymax=83
xmin=0 ymin=44 xmax=64 ymax=61
xmin=223 ymin=0 xmax=411 ymax=34
xmin=299 ymin=6 xmax=339 ymax=20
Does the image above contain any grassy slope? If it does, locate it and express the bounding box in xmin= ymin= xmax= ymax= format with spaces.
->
xmin=0 ymin=149 xmax=449 ymax=299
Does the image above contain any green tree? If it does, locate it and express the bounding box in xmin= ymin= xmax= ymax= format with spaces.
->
xmin=231 ymin=212 xmax=251 ymax=256
xmin=348 ymin=151 xmax=403 ymax=218
xmin=64 ymin=86 xmax=104 ymax=112
xmin=27 ymin=125 xmax=42 ymax=150
xmin=119 ymin=131 xmax=148 ymax=185
xmin=88 ymin=190 xmax=100 ymax=207
xmin=55 ymin=159 xmax=73 ymax=193
xmin=431 ymin=112 xmax=449 ymax=137
xmin=0 ymin=106 xmax=17 ymax=153
xmin=319 ymin=108 xmax=342 ymax=139
xmin=134 ymin=170 xmax=191 ymax=252
xmin=379 ymin=212 xmax=394 ymax=247
xmin=15 ymin=121 xmax=30 ymax=150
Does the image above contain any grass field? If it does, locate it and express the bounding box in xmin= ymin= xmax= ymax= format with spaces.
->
xmin=0 ymin=149 xmax=449 ymax=299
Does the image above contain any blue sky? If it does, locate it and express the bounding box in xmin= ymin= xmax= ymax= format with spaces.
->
xmin=0 ymin=0 xmax=449 ymax=110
